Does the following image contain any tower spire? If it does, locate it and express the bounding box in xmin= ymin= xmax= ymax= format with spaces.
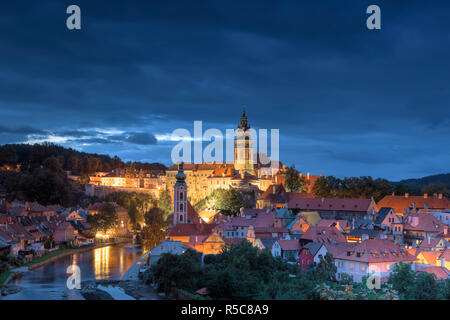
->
xmin=238 ymin=105 xmax=250 ymax=131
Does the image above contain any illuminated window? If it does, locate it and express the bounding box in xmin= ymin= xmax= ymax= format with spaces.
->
xmin=350 ymin=263 xmax=354 ymax=270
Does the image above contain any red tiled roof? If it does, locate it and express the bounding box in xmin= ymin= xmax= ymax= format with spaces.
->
xmin=403 ymin=212 xmax=446 ymax=233
xmin=26 ymin=202 xmax=51 ymax=212
xmin=288 ymin=198 xmax=375 ymax=212
xmin=377 ymin=195 xmax=450 ymax=214
xmin=260 ymin=184 xmax=286 ymax=201
xmin=334 ymin=239 xmax=416 ymax=263
xmin=418 ymin=266 xmax=449 ymax=280
xmin=440 ymin=248 xmax=450 ymax=261
xmin=278 ymin=239 xmax=301 ymax=251
xmin=318 ymin=219 xmax=348 ymax=230
xmin=302 ymin=226 xmax=347 ymax=243
xmin=419 ymin=251 xmax=441 ymax=265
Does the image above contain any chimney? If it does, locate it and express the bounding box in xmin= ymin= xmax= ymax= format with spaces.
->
xmin=438 ymin=193 xmax=443 ymax=199
xmin=404 ymin=193 xmax=409 ymax=198
xmin=424 ymin=193 xmax=428 ymax=199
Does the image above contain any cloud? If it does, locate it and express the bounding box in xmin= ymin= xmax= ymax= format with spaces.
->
xmin=0 ymin=125 xmax=46 ymax=135
xmin=123 ymin=132 xmax=157 ymax=145
xmin=0 ymin=1 xmax=449 ymax=180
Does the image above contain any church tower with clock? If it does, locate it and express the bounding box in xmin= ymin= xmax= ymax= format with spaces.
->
xmin=173 ymin=162 xmax=188 ymax=226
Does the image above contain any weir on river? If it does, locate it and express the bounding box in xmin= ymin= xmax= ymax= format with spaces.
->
xmin=2 ymin=243 xmax=149 ymax=300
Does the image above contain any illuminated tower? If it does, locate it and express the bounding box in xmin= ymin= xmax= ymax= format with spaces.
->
xmin=234 ymin=105 xmax=254 ymax=175
xmin=173 ymin=162 xmax=188 ymax=225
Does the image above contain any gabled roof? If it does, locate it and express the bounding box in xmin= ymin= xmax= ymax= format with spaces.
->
xmin=375 ymin=207 xmax=394 ymax=225
xmin=275 ymin=207 xmax=292 ymax=219
xmin=418 ymin=237 xmax=445 ymax=250
xmin=258 ymin=238 xmax=277 ymax=250
xmin=303 ymin=242 xmax=324 ymax=256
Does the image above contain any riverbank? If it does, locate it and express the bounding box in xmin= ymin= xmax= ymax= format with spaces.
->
xmin=80 ymin=279 xmax=160 ymax=300
xmin=0 ymin=238 xmax=131 ymax=288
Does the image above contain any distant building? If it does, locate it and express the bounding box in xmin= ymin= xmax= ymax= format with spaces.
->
xmin=377 ymin=193 xmax=450 ymax=215
xmin=288 ymin=197 xmax=377 ymax=221
xmin=333 ymin=239 xmax=417 ymax=283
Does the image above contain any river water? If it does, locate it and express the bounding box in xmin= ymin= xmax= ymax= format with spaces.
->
xmin=2 ymin=243 xmax=149 ymax=300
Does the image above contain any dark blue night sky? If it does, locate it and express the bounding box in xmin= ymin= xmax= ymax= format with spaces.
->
xmin=0 ymin=1 xmax=449 ymax=180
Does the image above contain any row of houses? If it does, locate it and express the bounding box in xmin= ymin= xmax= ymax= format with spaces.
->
xmin=151 ymin=166 xmax=450 ymax=282
xmin=0 ymin=194 xmax=130 ymax=256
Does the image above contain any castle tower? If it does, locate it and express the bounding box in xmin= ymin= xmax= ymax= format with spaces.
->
xmin=234 ymin=105 xmax=254 ymax=174
xmin=173 ymin=162 xmax=188 ymax=226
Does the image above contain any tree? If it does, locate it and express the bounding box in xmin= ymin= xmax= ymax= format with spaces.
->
xmin=388 ymin=262 xmax=416 ymax=299
xmin=411 ymin=272 xmax=442 ymax=300
xmin=211 ymin=187 xmax=246 ymax=216
xmin=141 ymin=207 xmax=167 ymax=249
xmin=87 ymin=202 xmax=118 ymax=234
xmin=421 ymin=184 xmax=449 ymax=197
xmin=283 ymin=165 xmax=307 ymax=192
xmin=158 ymin=189 xmax=172 ymax=220
xmin=151 ymin=249 xmax=203 ymax=295
xmin=315 ymin=253 xmax=337 ymax=282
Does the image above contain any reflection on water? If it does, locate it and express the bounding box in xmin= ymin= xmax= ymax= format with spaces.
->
xmin=2 ymin=243 xmax=150 ymax=300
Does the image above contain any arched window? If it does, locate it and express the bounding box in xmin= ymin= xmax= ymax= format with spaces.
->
xmin=180 ymin=203 xmax=183 ymax=211
xmin=180 ymin=214 xmax=183 ymax=222
xmin=180 ymin=192 xmax=183 ymax=201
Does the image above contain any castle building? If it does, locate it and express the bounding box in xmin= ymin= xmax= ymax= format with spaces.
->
xmin=165 ymin=107 xmax=284 ymax=204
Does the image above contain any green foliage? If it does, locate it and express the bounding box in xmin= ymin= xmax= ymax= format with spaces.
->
xmin=312 ymin=176 xmax=393 ymax=201
xmin=210 ymin=187 xmax=246 ymax=216
xmin=104 ymin=192 xmax=157 ymax=229
xmin=158 ymin=189 xmax=172 ymax=220
xmin=0 ymin=166 xmax=74 ymax=206
xmin=151 ymin=249 xmax=203 ymax=295
xmin=314 ymin=253 xmax=337 ymax=282
xmin=388 ymin=262 xmax=416 ymax=299
xmin=411 ymin=272 xmax=442 ymax=300
xmin=283 ymin=165 xmax=308 ymax=192
xmin=142 ymin=207 xmax=168 ymax=249
xmin=87 ymin=202 xmax=118 ymax=233
xmin=421 ymin=183 xmax=449 ymax=198
xmin=0 ymin=143 xmax=166 ymax=175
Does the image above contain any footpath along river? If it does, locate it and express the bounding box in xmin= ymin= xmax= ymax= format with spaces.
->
xmin=1 ymin=242 xmax=150 ymax=300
